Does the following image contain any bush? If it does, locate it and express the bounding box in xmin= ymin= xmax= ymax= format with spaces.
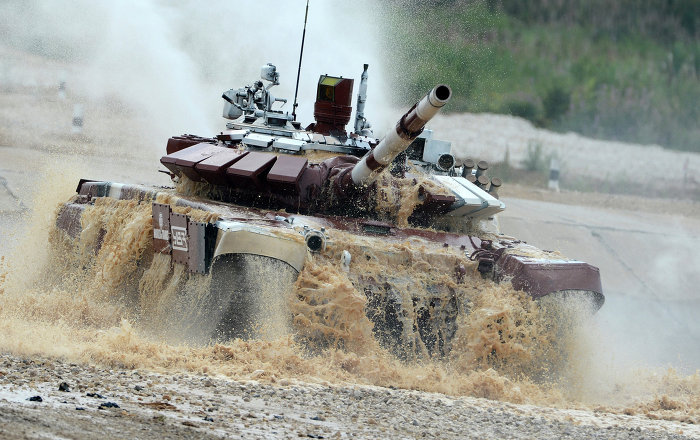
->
xmin=382 ymin=1 xmax=700 ymax=151
xmin=542 ymin=86 xmax=571 ymax=122
xmin=521 ymin=140 xmax=547 ymax=172
xmin=503 ymin=100 xmax=539 ymax=122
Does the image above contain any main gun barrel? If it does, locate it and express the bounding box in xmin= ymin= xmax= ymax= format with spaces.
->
xmin=350 ymin=84 xmax=452 ymax=186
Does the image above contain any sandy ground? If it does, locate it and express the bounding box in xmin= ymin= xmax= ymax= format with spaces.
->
xmin=431 ymin=113 xmax=700 ymax=195
xmin=0 ymin=354 xmax=696 ymax=440
xmin=1 ymin=46 xmax=700 ymax=439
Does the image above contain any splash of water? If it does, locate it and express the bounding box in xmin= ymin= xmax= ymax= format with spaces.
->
xmin=1 ymin=181 xmax=698 ymax=424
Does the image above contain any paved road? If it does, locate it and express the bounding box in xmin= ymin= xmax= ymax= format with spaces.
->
xmin=500 ymin=197 xmax=700 ymax=371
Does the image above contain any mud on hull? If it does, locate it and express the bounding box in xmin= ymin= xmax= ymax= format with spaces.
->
xmin=55 ymin=180 xmax=603 ymax=355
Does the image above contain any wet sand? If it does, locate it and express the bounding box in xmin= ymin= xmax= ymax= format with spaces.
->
xmin=0 ymin=354 xmax=696 ymax=440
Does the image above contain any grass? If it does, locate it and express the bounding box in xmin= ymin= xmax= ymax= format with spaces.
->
xmin=381 ymin=1 xmax=699 ymax=152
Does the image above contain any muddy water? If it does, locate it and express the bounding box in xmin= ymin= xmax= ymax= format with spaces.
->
xmin=0 ymin=177 xmax=698 ymax=426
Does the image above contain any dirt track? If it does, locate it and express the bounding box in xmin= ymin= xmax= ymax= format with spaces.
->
xmin=1 ymin=354 xmax=696 ymax=440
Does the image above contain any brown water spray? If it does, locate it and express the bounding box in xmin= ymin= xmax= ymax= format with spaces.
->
xmin=0 ymin=184 xmax=698 ymax=423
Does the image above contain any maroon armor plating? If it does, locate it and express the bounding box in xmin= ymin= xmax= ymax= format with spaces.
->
xmin=56 ymin=180 xmax=604 ymax=308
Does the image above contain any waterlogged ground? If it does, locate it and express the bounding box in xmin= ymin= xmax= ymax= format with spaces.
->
xmin=1 ymin=47 xmax=700 ymax=439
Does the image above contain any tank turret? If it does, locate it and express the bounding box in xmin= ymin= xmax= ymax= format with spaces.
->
xmin=159 ymin=68 xmax=505 ymax=230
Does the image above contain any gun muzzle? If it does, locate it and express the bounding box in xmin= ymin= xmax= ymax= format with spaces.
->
xmin=351 ymin=84 xmax=451 ymax=186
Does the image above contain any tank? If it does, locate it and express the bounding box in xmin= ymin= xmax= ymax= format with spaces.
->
xmin=55 ymin=63 xmax=603 ymax=356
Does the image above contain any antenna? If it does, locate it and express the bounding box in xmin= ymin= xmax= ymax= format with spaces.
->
xmin=292 ymin=0 xmax=309 ymax=121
